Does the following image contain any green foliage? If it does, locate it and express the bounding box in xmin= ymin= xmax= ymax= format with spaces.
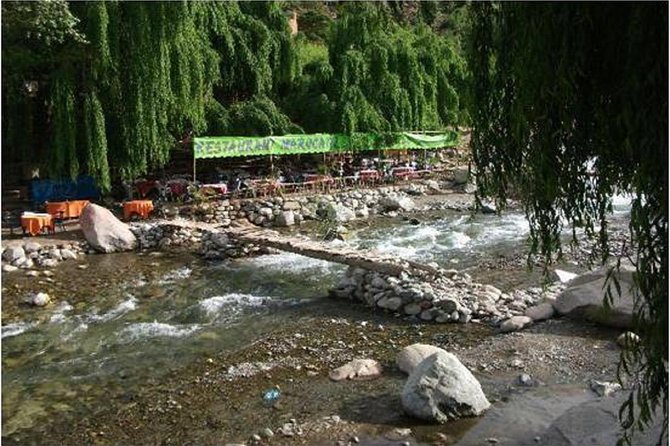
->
xmin=227 ymin=95 xmax=303 ymax=136
xmin=326 ymin=3 xmax=467 ymax=134
xmin=469 ymin=3 xmax=668 ymax=443
xmin=3 ymin=0 xmax=469 ymax=188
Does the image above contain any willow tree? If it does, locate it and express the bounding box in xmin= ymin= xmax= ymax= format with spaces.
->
xmin=284 ymin=2 xmax=467 ymax=135
xmin=2 ymin=1 xmax=226 ymax=190
xmin=469 ymin=3 xmax=667 ymax=444
xmin=204 ymin=1 xmax=301 ymax=137
xmin=327 ymin=2 xmax=467 ymax=134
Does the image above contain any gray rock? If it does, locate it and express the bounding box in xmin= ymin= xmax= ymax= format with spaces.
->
xmin=379 ymin=196 xmax=415 ymax=212
xmin=590 ymin=380 xmax=622 ymax=397
xmin=553 ymin=267 xmax=637 ymax=328
xmin=541 ymin=394 xmax=665 ymax=446
xmin=452 ymin=167 xmax=470 ymax=185
xmin=378 ymin=296 xmax=403 ymax=311
xmin=525 ymin=302 xmax=555 ymax=321
xmin=3 ymin=246 xmax=25 ymax=263
xmin=282 ymin=201 xmax=301 ymax=211
xmin=24 ymin=242 xmax=41 ymax=253
xmin=518 ymin=373 xmax=534 ymax=387
xmin=275 ymin=211 xmax=295 ymax=227
xmin=402 ymin=351 xmax=491 ymax=423
xmin=59 ymin=248 xmax=77 ymax=260
xmin=27 ymin=292 xmax=51 ymax=307
xmin=325 ymin=203 xmax=356 ymax=223
xmin=48 ymin=248 xmax=62 ymax=261
xmin=329 ymin=359 xmax=383 ymax=381
xmin=404 ymin=303 xmax=422 ymax=316
xmin=80 ymin=203 xmax=137 ymax=253
xmin=551 ymin=269 xmax=579 ymax=284
xmin=500 ymin=315 xmax=533 ymax=333
xmin=396 ymin=344 xmax=447 ymax=375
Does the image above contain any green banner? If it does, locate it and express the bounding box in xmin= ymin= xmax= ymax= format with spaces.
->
xmin=194 ymin=131 xmax=458 ymax=159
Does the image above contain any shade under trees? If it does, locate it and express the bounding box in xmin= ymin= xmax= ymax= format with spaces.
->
xmin=469 ymin=3 xmax=667 ymax=444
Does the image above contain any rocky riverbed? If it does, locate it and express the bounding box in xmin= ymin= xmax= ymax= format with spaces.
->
xmin=2 ymin=189 xmax=649 ymax=446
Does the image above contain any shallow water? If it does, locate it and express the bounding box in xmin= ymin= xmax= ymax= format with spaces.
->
xmin=1 ymin=201 xmax=631 ymax=438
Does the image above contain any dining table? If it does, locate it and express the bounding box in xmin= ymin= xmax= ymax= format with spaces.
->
xmin=123 ymin=200 xmax=154 ymax=220
xmin=21 ymin=212 xmax=54 ymax=236
xmin=45 ymin=200 xmax=90 ymax=219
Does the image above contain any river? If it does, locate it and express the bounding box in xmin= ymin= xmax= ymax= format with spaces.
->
xmin=1 ymin=199 xmax=632 ymax=443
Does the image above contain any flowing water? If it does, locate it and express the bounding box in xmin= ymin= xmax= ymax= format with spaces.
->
xmin=1 ymin=198 xmax=632 ymax=440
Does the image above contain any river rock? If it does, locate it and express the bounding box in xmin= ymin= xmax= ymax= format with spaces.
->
xmin=24 ymin=242 xmax=41 ymax=253
xmin=551 ymin=269 xmax=578 ymax=284
xmin=378 ymin=296 xmax=403 ymax=311
xmin=275 ymin=211 xmax=295 ymax=227
xmin=553 ymin=266 xmax=637 ymax=328
xmin=325 ymin=203 xmax=356 ymax=223
xmin=329 ymin=359 xmax=383 ymax=381
xmin=616 ymin=331 xmax=641 ymax=348
xmin=590 ymin=380 xmax=621 ymax=397
xmin=379 ymin=196 xmax=415 ymax=212
xmin=80 ymin=203 xmax=137 ymax=253
xmin=401 ymin=351 xmax=490 ymax=423
xmin=27 ymin=292 xmax=51 ymax=307
xmin=425 ymin=180 xmax=441 ymax=192
xmin=282 ymin=201 xmax=301 ymax=211
xmin=500 ymin=315 xmax=533 ymax=332
xmin=452 ymin=167 xmax=469 ymax=185
xmin=525 ymin=302 xmax=555 ymax=321
xmin=396 ymin=344 xmax=446 ymax=375
xmin=3 ymin=246 xmax=25 ymax=264
xmin=540 ymin=394 xmax=665 ymax=446
xmin=3 ymin=264 xmax=19 ymax=272
xmin=59 ymin=248 xmax=77 ymax=260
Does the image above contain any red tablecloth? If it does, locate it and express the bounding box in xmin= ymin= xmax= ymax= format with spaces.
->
xmin=200 ymin=183 xmax=228 ymax=195
xmin=21 ymin=214 xmax=54 ymax=236
xmin=45 ymin=200 xmax=90 ymax=219
xmin=359 ymin=170 xmax=381 ymax=180
xmin=123 ymin=200 xmax=154 ymax=220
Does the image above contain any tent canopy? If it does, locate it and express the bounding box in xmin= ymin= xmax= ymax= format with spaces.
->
xmin=193 ymin=131 xmax=459 ymax=160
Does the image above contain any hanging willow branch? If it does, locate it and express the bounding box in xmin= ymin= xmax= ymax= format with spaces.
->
xmin=469 ymin=3 xmax=668 ymax=444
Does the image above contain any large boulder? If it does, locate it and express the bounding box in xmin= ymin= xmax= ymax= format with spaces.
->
xmin=325 ymin=203 xmax=356 ymax=223
xmin=379 ymin=196 xmax=415 ymax=212
xmin=401 ymin=351 xmax=490 ymax=423
xmin=540 ymin=394 xmax=665 ymax=446
xmin=80 ymin=203 xmax=137 ymax=253
xmin=553 ymin=266 xmax=638 ymax=328
xmin=396 ymin=344 xmax=447 ymax=375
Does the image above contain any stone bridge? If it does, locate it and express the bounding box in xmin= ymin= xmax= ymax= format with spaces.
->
xmin=152 ymin=219 xmax=440 ymax=278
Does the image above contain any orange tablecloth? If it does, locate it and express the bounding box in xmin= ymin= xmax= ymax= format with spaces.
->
xmin=45 ymin=200 xmax=90 ymax=219
xmin=123 ymin=200 xmax=154 ymax=220
xmin=21 ymin=214 xmax=54 ymax=236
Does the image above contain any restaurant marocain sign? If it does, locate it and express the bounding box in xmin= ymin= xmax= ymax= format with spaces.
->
xmin=193 ymin=131 xmax=458 ymax=159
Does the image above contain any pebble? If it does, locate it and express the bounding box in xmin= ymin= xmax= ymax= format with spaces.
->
xmin=25 ymin=270 xmax=39 ymax=277
xmin=351 ymin=436 xmax=360 ymax=444
xmin=518 ymin=373 xmax=534 ymax=387
xmin=77 ymin=265 xmax=88 ymax=270
xmin=486 ymin=438 xmax=499 ymax=444
xmin=260 ymin=428 xmax=274 ymax=438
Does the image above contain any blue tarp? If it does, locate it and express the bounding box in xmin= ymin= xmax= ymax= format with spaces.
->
xmin=30 ymin=175 xmax=100 ymax=206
